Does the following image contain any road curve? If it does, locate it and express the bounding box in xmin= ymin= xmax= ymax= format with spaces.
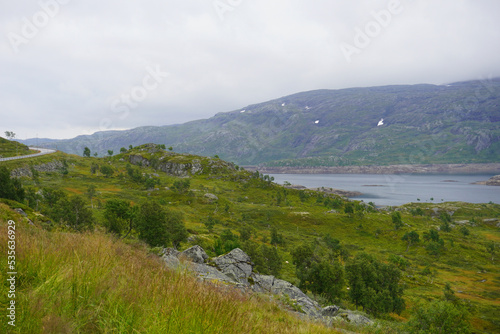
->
xmin=0 ymin=147 xmax=57 ymax=162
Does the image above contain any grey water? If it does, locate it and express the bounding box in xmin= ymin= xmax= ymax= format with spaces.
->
xmin=270 ymin=174 xmax=500 ymax=207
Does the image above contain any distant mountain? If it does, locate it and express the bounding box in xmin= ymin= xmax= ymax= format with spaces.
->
xmin=26 ymin=79 xmax=500 ymax=166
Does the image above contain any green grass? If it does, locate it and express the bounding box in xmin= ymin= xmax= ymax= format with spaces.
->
xmin=2 ymin=146 xmax=500 ymax=332
xmin=0 ymin=138 xmax=32 ymax=158
xmin=0 ymin=204 xmax=342 ymax=333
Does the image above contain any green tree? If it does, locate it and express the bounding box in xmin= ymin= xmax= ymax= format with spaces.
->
xmin=58 ymin=196 xmax=95 ymax=231
xmin=90 ymin=162 xmax=99 ymax=175
xmin=406 ymin=300 xmax=471 ymax=333
xmin=204 ymin=216 xmax=218 ymax=233
xmin=345 ymin=253 xmax=405 ymax=316
xmin=402 ymin=231 xmax=420 ymax=252
xmin=100 ymin=165 xmax=114 ymax=178
xmin=120 ymin=147 xmax=127 ymax=153
xmin=344 ymin=202 xmax=354 ymax=216
xmin=135 ymin=201 xmax=188 ymax=248
xmin=459 ymin=226 xmax=470 ymax=237
xmin=107 ymin=150 xmax=114 ymax=157
xmin=172 ymin=179 xmax=190 ymax=194
xmin=0 ymin=167 xmax=25 ymax=202
xmin=270 ymin=226 xmax=284 ymax=246
xmin=85 ymin=184 xmax=97 ymax=208
xmin=392 ymin=211 xmax=403 ymax=230
xmin=104 ymin=199 xmax=134 ymax=235
xmin=83 ymin=147 xmax=91 ymax=157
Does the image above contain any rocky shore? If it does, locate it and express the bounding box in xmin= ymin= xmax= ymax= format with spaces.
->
xmin=473 ymin=175 xmax=500 ymax=186
xmin=245 ymin=163 xmax=500 ymax=175
xmin=284 ymin=184 xmax=362 ymax=198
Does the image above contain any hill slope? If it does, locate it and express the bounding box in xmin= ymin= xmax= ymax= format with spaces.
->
xmin=0 ymin=137 xmax=31 ymax=158
xmin=27 ymin=78 xmax=500 ymax=166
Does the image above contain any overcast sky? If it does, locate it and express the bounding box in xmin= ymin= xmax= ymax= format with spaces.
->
xmin=1 ymin=0 xmax=499 ymax=139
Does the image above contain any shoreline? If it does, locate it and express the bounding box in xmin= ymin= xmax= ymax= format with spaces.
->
xmin=243 ymin=163 xmax=500 ymax=175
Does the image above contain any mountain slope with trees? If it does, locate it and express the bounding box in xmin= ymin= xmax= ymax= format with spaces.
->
xmin=26 ymin=78 xmax=500 ymax=166
xmin=1 ymin=145 xmax=499 ymax=332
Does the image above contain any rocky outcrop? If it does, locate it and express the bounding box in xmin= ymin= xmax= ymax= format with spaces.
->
xmin=161 ymin=245 xmax=373 ymax=327
xmin=11 ymin=160 xmax=64 ymax=178
xmin=473 ymin=175 xmax=500 ymax=186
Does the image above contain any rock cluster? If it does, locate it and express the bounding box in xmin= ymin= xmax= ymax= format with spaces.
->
xmin=11 ymin=160 xmax=64 ymax=178
xmin=161 ymin=246 xmax=373 ymax=326
xmin=474 ymin=175 xmax=500 ymax=186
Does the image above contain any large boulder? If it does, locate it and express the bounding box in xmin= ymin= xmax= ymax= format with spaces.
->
xmin=212 ymin=248 xmax=253 ymax=285
xmin=180 ymin=245 xmax=208 ymax=264
xmin=192 ymin=263 xmax=236 ymax=285
xmin=251 ymin=274 xmax=321 ymax=317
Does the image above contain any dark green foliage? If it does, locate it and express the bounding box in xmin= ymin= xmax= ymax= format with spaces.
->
xmin=83 ymin=147 xmax=91 ymax=157
xmin=270 ymin=226 xmax=284 ymax=246
xmin=126 ymin=164 xmax=144 ymax=183
xmin=291 ymin=242 xmax=345 ymax=303
xmin=238 ymin=224 xmax=253 ymax=241
xmin=100 ymin=165 xmax=114 ymax=178
xmin=392 ymin=211 xmax=403 ymax=230
xmin=410 ymin=207 xmax=424 ymax=216
xmin=58 ymin=196 xmax=95 ymax=231
xmin=402 ymin=231 xmax=420 ymax=252
xmin=240 ymin=241 xmax=282 ymax=277
xmin=0 ymin=166 xmax=25 ymax=202
xmin=344 ymin=202 xmax=354 ymax=215
xmin=459 ymin=226 xmax=470 ymax=237
xmin=345 ymin=253 xmax=405 ymax=316
xmin=135 ymin=201 xmax=187 ymax=248
xmin=172 ymin=179 xmax=190 ymax=194
xmin=214 ymin=229 xmax=241 ymax=255
xmin=90 ymin=162 xmax=99 ymax=175
xmin=423 ymin=228 xmax=445 ymax=256
xmin=104 ymin=199 xmax=135 ymax=235
xmin=203 ymin=216 xmax=219 ymax=233
xmin=439 ymin=212 xmax=452 ymax=232
xmin=406 ymin=300 xmax=471 ymax=333
xmin=120 ymin=147 xmax=127 ymax=153
xmin=107 ymin=150 xmax=113 ymax=156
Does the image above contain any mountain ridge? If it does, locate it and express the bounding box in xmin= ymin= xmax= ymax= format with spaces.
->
xmin=23 ymin=78 xmax=500 ymax=166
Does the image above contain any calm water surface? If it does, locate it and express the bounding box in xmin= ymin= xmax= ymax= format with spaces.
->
xmin=270 ymin=174 xmax=500 ymax=206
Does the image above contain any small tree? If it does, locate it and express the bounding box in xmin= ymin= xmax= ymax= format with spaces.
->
xmin=59 ymin=196 xmax=95 ymax=231
xmin=392 ymin=211 xmax=403 ymax=230
xmin=104 ymin=199 xmax=134 ymax=235
xmin=0 ymin=167 xmax=25 ymax=202
xmin=107 ymin=150 xmax=114 ymax=157
xmin=120 ymin=147 xmax=127 ymax=153
xmin=459 ymin=226 xmax=470 ymax=237
xmin=85 ymin=184 xmax=97 ymax=208
xmin=406 ymin=300 xmax=471 ymax=333
xmin=172 ymin=179 xmax=190 ymax=194
xmin=402 ymin=231 xmax=420 ymax=252
xmin=83 ymin=147 xmax=91 ymax=157
xmin=100 ymin=165 xmax=114 ymax=178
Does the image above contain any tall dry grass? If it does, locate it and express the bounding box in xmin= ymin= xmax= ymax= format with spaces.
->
xmin=0 ymin=214 xmax=339 ymax=333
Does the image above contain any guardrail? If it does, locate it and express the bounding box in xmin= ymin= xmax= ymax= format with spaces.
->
xmin=0 ymin=147 xmax=57 ymax=162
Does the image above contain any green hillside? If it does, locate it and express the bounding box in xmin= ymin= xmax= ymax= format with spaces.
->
xmin=0 ymin=137 xmax=32 ymax=158
xmin=1 ymin=145 xmax=499 ymax=332
xmin=28 ymin=78 xmax=500 ymax=166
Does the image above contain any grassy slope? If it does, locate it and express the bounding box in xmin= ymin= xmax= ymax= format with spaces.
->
xmin=0 ymin=204 xmax=340 ymax=334
xmin=2 ymin=147 xmax=500 ymax=332
xmin=0 ymin=137 xmax=32 ymax=158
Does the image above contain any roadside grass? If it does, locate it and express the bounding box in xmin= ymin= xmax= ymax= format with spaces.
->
xmin=0 ymin=211 xmax=341 ymax=334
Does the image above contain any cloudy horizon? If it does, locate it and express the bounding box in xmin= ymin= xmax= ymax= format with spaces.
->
xmin=1 ymin=0 xmax=500 ymax=140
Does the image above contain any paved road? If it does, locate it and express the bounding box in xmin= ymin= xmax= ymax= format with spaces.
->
xmin=0 ymin=147 xmax=57 ymax=162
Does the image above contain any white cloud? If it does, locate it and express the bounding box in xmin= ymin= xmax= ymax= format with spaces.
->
xmin=1 ymin=0 xmax=499 ymax=139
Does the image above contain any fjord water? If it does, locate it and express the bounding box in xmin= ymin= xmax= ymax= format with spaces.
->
xmin=270 ymin=174 xmax=500 ymax=206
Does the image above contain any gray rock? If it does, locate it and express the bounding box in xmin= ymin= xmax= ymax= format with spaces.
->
xmin=162 ymin=255 xmax=181 ymax=269
xmin=321 ymin=305 xmax=340 ymax=317
xmin=181 ymin=245 xmax=208 ymax=264
xmin=14 ymin=208 xmax=27 ymax=217
xmin=251 ymin=274 xmax=321 ymax=317
xmin=161 ymin=248 xmax=180 ymax=258
xmin=213 ymin=248 xmax=253 ymax=284
xmin=335 ymin=310 xmax=374 ymax=326
xmin=193 ymin=263 xmax=236 ymax=284
xmin=204 ymin=193 xmax=219 ymax=201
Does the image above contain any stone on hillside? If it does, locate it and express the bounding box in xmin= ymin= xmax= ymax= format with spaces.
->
xmin=251 ymin=274 xmax=321 ymax=317
xmin=14 ymin=208 xmax=27 ymax=217
xmin=181 ymin=245 xmax=208 ymax=264
xmin=336 ymin=310 xmax=374 ymax=326
xmin=193 ymin=263 xmax=237 ymax=284
xmin=213 ymin=248 xmax=253 ymax=284
xmin=204 ymin=193 xmax=219 ymax=201
xmin=321 ymin=305 xmax=340 ymax=317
